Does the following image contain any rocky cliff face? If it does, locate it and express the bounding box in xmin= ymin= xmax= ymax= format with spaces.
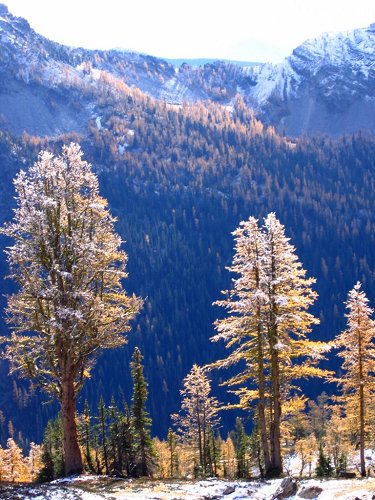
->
xmin=0 ymin=3 xmax=374 ymax=136
xmin=251 ymin=23 xmax=375 ymax=135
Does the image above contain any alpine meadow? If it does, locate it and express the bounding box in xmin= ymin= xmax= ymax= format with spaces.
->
xmin=0 ymin=3 xmax=375 ymax=498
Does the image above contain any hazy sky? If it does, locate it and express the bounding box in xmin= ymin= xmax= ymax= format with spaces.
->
xmin=4 ymin=0 xmax=375 ymax=62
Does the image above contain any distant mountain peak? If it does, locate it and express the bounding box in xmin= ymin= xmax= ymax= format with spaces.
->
xmin=0 ymin=3 xmax=30 ymax=28
xmin=0 ymin=5 xmax=374 ymax=136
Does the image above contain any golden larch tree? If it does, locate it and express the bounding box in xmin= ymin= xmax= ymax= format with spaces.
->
xmin=1 ymin=143 xmax=142 ymax=475
xmin=332 ymin=282 xmax=375 ymax=477
xmin=211 ymin=213 xmax=330 ymax=477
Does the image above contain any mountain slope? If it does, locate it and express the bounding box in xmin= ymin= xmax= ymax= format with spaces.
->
xmin=1 ymin=4 xmax=374 ymax=136
xmin=1 ymin=4 xmax=375 ymax=445
xmin=0 ymin=94 xmax=375 ymax=443
xmin=251 ymin=24 xmax=375 ymax=135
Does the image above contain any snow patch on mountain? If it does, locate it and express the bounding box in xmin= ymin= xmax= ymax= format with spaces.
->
xmin=0 ymin=4 xmax=374 ymax=136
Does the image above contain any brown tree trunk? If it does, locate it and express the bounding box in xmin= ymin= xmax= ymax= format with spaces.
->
xmin=359 ymin=382 xmax=366 ymax=477
xmin=202 ymin=408 xmax=207 ymax=475
xmin=197 ymin=405 xmax=203 ymax=474
xmin=269 ymin=346 xmax=282 ymax=477
xmin=61 ymin=373 xmax=83 ymax=476
xmin=257 ymin=326 xmax=271 ymax=475
xmin=99 ymin=400 xmax=109 ymax=475
xmin=358 ymin=331 xmax=366 ymax=477
xmin=258 ymin=394 xmax=271 ymax=475
xmin=255 ymin=265 xmax=271 ymax=476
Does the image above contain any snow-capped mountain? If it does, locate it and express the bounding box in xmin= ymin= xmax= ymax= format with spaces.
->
xmin=0 ymin=3 xmax=374 ymax=136
xmin=250 ymin=24 xmax=375 ymax=135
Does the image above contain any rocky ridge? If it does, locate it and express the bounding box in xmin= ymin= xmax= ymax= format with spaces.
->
xmin=0 ymin=3 xmax=374 ymax=136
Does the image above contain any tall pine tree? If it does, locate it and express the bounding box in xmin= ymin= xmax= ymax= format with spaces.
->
xmin=0 ymin=144 xmax=142 ymax=475
xmin=332 ymin=282 xmax=375 ymax=477
xmin=211 ymin=213 xmax=330 ymax=477
xmin=130 ymin=347 xmax=154 ymax=476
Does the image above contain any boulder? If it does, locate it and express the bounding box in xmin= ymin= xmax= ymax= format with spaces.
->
xmin=223 ymin=485 xmax=236 ymax=495
xmin=298 ymin=485 xmax=323 ymax=498
xmin=272 ymin=477 xmax=298 ymax=499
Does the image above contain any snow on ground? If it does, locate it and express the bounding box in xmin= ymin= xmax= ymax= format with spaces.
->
xmin=2 ymin=475 xmax=375 ymax=499
xmin=297 ymin=478 xmax=375 ymax=499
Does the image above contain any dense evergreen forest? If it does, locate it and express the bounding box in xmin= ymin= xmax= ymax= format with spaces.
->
xmin=0 ymin=77 xmax=375 ymax=454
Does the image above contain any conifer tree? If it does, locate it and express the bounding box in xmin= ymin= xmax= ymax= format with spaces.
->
xmin=27 ymin=442 xmax=43 ymax=481
xmin=167 ymin=428 xmax=178 ymax=477
xmin=211 ymin=213 xmax=330 ymax=477
xmin=80 ymin=400 xmax=95 ymax=473
xmin=119 ymin=401 xmax=134 ymax=477
xmin=248 ymin=422 xmax=264 ymax=478
xmin=206 ymin=428 xmax=221 ymax=477
xmin=0 ymin=143 xmax=142 ymax=475
xmin=130 ymin=347 xmax=154 ymax=476
xmin=0 ymin=445 xmax=6 ymax=481
xmin=294 ymin=434 xmax=317 ymax=478
xmin=0 ymin=410 xmax=5 ymax=445
xmin=332 ymin=282 xmax=375 ymax=477
xmin=38 ymin=417 xmax=64 ymax=481
xmin=98 ymin=396 xmax=109 ymax=475
xmin=307 ymin=392 xmax=330 ymax=443
xmin=152 ymin=437 xmax=169 ymax=478
xmin=324 ymin=404 xmax=349 ymax=475
xmin=4 ymin=438 xmax=29 ymax=482
xmin=172 ymin=364 xmax=220 ymax=477
xmin=221 ymin=436 xmax=236 ymax=479
xmin=316 ymin=444 xmax=334 ymax=477
xmin=108 ymin=396 xmax=122 ymax=475
xmin=233 ymin=418 xmax=249 ymax=478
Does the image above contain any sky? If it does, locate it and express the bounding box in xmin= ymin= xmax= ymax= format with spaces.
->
xmin=3 ymin=0 xmax=375 ymax=63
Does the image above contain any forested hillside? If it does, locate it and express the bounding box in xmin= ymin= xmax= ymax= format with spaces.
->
xmin=0 ymin=77 xmax=375 ymax=446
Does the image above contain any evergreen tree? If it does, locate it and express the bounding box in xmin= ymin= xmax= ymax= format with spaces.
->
xmin=37 ymin=417 xmax=64 ymax=482
xmin=119 ymin=401 xmax=134 ymax=477
xmin=108 ymin=396 xmax=122 ymax=475
xmin=207 ymin=428 xmax=221 ymax=477
xmin=167 ymin=428 xmax=178 ymax=477
xmin=130 ymin=347 xmax=154 ymax=477
xmin=80 ymin=400 xmax=95 ymax=473
xmin=232 ymin=418 xmax=249 ymax=479
xmin=0 ymin=143 xmax=142 ymax=475
xmin=316 ymin=444 xmax=334 ymax=477
xmin=331 ymin=282 xmax=375 ymax=477
xmin=0 ymin=410 xmax=5 ymax=446
xmin=248 ymin=421 xmax=264 ymax=478
xmin=211 ymin=213 xmax=331 ymax=477
xmin=98 ymin=396 xmax=109 ymax=475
